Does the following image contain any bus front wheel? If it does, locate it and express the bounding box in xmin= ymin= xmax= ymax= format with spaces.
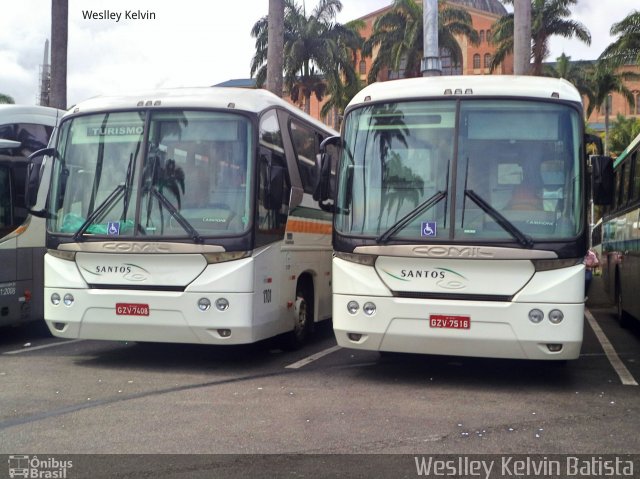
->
xmin=281 ymin=283 xmax=313 ymax=350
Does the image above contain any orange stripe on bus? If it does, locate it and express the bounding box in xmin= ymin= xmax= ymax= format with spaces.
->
xmin=286 ymin=219 xmax=332 ymax=235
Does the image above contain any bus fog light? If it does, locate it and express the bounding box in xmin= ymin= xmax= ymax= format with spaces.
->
xmin=347 ymin=301 xmax=359 ymax=314
xmin=347 ymin=333 xmax=362 ymax=341
xmin=63 ymin=294 xmax=74 ymax=306
xmin=198 ymin=298 xmax=211 ymax=311
xmin=218 ymin=329 xmax=231 ymax=337
xmin=363 ymin=302 xmax=376 ymax=316
xmin=548 ymin=309 xmax=564 ymax=324
xmin=547 ymin=344 xmax=563 ymax=352
xmin=215 ymin=298 xmax=229 ymax=311
xmin=51 ymin=293 xmax=61 ymax=306
xmin=528 ymin=309 xmax=544 ymax=323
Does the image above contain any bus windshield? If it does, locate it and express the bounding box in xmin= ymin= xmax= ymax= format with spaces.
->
xmin=336 ymin=99 xmax=583 ymax=243
xmin=48 ymin=110 xmax=253 ymax=238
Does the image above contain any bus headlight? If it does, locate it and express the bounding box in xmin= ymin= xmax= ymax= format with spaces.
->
xmin=548 ymin=309 xmax=564 ymax=324
xmin=198 ymin=298 xmax=211 ymax=311
xmin=347 ymin=301 xmax=359 ymax=314
xmin=215 ymin=298 xmax=229 ymax=311
xmin=63 ymin=294 xmax=74 ymax=306
xmin=528 ymin=309 xmax=544 ymax=324
xmin=51 ymin=293 xmax=61 ymax=306
xmin=363 ymin=302 xmax=377 ymax=316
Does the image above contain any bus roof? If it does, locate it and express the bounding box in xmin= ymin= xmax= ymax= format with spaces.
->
xmin=347 ymin=75 xmax=583 ymax=109
xmin=65 ymin=87 xmax=336 ymax=134
xmin=0 ymin=104 xmax=65 ymax=126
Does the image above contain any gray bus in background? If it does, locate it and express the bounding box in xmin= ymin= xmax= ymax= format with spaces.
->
xmin=0 ymin=105 xmax=63 ymax=327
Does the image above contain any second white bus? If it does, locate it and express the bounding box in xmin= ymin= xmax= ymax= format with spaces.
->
xmin=317 ymin=76 xmax=611 ymax=360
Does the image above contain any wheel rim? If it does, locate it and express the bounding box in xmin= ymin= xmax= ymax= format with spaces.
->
xmin=294 ymin=298 xmax=307 ymax=339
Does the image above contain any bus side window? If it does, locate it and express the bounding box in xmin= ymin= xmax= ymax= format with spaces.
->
xmin=257 ymin=149 xmax=290 ymax=241
xmin=0 ymin=166 xmax=11 ymax=232
xmin=289 ymin=120 xmax=317 ymax=195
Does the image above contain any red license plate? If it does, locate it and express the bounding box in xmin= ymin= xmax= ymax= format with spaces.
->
xmin=429 ymin=314 xmax=470 ymax=329
xmin=116 ymin=303 xmax=150 ymax=316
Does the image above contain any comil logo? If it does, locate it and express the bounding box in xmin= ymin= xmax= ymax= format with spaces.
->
xmin=8 ymin=455 xmax=73 ymax=478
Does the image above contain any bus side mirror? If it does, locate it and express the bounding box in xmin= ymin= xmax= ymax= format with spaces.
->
xmin=591 ymin=155 xmax=614 ymax=206
xmin=25 ymin=147 xmax=56 ymax=214
xmin=314 ymin=135 xmax=341 ymax=212
xmin=0 ymin=139 xmax=22 ymax=150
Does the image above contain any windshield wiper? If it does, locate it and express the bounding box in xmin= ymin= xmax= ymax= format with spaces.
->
xmin=72 ymin=184 xmax=125 ymax=241
xmin=149 ymin=187 xmax=203 ymax=244
xmin=464 ymin=189 xmax=533 ymax=248
xmin=376 ymin=190 xmax=447 ymax=244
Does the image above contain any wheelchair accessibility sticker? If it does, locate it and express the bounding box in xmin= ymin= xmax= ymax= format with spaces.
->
xmin=421 ymin=221 xmax=437 ymax=237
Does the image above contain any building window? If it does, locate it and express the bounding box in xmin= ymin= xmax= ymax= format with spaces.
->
xmin=486 ymin=30 xmax=492 ymax=43
xmin=484 ymin=54 xmax=492 ymax=68
xmin=440 ymin=48 xmax=462 ymax=75
xmin=359 ymin=59 xmax=366 ymax=75
xmin=479 ymin=30 xmax=485 ymax=43
xmin=473 ymin=54 xmax=481 ymax=69
xmin=635 ymin=92 xmax=640 ymax=114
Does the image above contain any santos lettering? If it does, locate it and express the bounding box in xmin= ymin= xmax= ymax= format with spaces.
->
xmin=400 ymin=269 xmax=445 ymax=279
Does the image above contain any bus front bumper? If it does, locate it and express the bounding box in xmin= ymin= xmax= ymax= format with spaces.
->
xmin=333 ymin=294 xmax=584 ymax=360
xmin=43 ymin=287 xmax=274 ymax=345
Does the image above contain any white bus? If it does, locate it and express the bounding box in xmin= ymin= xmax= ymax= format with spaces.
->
xmin=600 ymin=131 xmax=640 ymax=327
xmin=316 ymin=76 xmax=611 ymax=360
xmin=0 ymin=105 xmax=63 ymax=327
xmin=28 ymin=88 xmax=336 ymax=347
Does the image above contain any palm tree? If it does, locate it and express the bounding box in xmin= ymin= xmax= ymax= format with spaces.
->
xmin=0 ymin=93 xmax=15 ymax=104
xmin=266 ymin=0 xmax=285 ymax=97
xmin=543 ymin=53 xmax=592 ymax=98
xmin=363 ymin=0 xmax=479 ymax=83
xmin=491 ymin=0 xmax=591 ymax=76
xmin=250 ymin=0 xmax=362 ymax=114
xmin=584 ymin=62 xmax=640 ymax=155
xmin=599 ymin=11 xmax=640 ymax=67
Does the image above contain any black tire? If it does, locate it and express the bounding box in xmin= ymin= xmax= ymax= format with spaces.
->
xmin=281 ymin=283 xmax=313 ymax=350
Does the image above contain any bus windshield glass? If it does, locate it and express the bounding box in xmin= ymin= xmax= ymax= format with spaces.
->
xmin=335 ymin=99 xmax=583 ymax=243
xmin=48 ymin=110 xmax=253 ymax=238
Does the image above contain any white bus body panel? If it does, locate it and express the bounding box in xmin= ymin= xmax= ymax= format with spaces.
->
xmin=45 ymin=250 xmax=291 ymax=344
xmin=44 ymin=238 xmax=332 ymax=344
xmin=333 ymin=257 xmax=584 ymax=360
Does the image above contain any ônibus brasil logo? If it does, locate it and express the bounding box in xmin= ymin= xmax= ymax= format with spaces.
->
xmin=8 ymin=455 xmax=73 ymax=478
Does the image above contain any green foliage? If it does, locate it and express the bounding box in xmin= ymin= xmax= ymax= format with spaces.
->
xmin=250 ymin=0 xmax=363 ymax=114
xmin=608 ymin=114 xmax=640 ymax=156
xmin=599 ymin=11 xmax=640 ymax=67
xmin=0 ymin=93 xmax=15 ymax=104
xmin=491 ymin=0 xmax=591 ymax=75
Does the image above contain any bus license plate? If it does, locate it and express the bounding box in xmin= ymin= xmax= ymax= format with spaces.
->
xmin=429 ymin=314 xmax=470 ymax=329
xmin=116 ymin=303 xmax=150 ymax=316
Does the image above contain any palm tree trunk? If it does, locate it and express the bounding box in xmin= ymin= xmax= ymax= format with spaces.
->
xmin=514 ymin=0 xmax=531 ymax=75
xmin=50 ymin=0 xmax=68 ymax=109
xmin=604 ymin=98 xmax=610 ymax=156
xmin=304 ymin=92 xmax=311 ymax=115
xmin=266 ymin=0 xmax=284 ymax=97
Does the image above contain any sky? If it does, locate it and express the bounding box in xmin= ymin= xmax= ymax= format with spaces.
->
xmin=0 ymin=0 xmax=637 ymax=107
